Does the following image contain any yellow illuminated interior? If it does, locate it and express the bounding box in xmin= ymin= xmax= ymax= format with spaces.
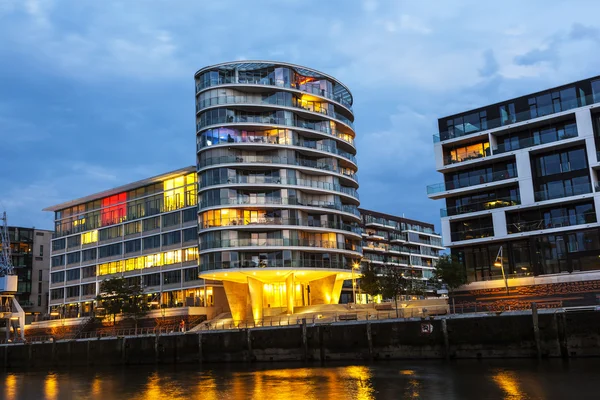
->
xmin=163 ymin=172 xmax=197 ymax=212
xmin=262 ymin=282 xmax=304 ymax=308
xmin=98 ymin=246 xmax=198 ymax=276
xmin=81 ymin=230 xmax=98 ymax=244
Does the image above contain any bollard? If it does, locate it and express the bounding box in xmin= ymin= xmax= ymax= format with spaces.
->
xmin=442 ymin=319 xmax=450 ymax=360
xmin=531 ymin=303 xmax=541 ymax=359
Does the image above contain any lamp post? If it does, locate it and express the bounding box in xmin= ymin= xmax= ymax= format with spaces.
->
xmin=493 ymin=246 xmax=509 ymax=295
xmin=352 ymin=261 xmax=360 ymax=304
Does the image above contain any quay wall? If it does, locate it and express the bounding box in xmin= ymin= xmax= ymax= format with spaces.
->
xmin=2 ymin=310 xmax=600 ymax=368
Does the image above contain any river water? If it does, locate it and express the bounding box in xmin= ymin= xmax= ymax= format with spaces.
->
xmin=0 ymin=359 xmax=597 ymax=399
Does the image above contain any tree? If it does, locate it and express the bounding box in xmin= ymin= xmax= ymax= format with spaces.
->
xmin=359 ymin=262 xmax=380 ymax=303
xmin=380 ymin=267 xmax=408 ymax=317
xmin=433 ymin=255 xmax=467 ymax=313
xmin=122 ymin=287 xmax=149 ymax=334
xmin=96 ymin=277 xmax=146 ymax=327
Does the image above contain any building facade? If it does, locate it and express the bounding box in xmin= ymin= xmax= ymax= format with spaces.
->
xmin=2 ymin=227 xmax=52 ymax=317
xmin=43 ymin=167 xmax=225 ymax=318
xmin=429 ymin=75 xmax=600 ymax=308
xmin=194 ymin=61 xmax=362 ymax=322
xmin=358 ymin=208 xmax=443 ymax=298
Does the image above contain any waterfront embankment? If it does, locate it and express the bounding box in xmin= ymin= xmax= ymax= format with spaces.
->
xmin=2 ymin=308 xmax=599 ymax=369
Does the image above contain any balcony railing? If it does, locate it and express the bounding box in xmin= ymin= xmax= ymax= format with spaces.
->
xmin=199 ymin=197 xmax=361 ymax=217
xmin=493 ymin=132 xmax=578 ymax=154
xmin=450 ymin=226 xmax=495 ymax=242
xmin=427 ymin=170 xmax=517 ymax=195
xmin=195 ymin=78 xmax=353 ymax=110
xmin=199 ymin=176 xmax=359 ymax=200
xmin=195 ymin=95 xmax=354 ymax=129
xmin=200 ymin=258 xmax=354 ymax=271
xmin=443 ymin=150 xmax=489 ymax=166
xmin=200 ymin=238 xmax=361 ymax=252
xmin=200 ymin=217 xmax=362 ymax=235
xmin=534 ymin=182 xmax=592 ymax=202
xmin=441 ymin=196 xmax=520 ymax=217
xmin=197 ymin=133 xmax=357 ymax=163
xmin=197 ymin=155 xmax=358 ymax=183
xmin=433 ymin=93 xmax=596 ymax=143
xmin=507 ymin=213 xmax=597 ymax=234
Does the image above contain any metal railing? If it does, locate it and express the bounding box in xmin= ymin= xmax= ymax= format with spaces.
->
xmin=427 ymin=170 xmax=517 ymax=194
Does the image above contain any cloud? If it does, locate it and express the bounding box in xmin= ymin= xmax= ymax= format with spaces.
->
xmin=479 ymin=49 xmax=499 ymax=78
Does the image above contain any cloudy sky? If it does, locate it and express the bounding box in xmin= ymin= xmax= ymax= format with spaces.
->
xmin=1 ymin=0 xmax=600 ymax=232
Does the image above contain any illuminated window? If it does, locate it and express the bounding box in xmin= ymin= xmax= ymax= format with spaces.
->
xmin=101 ymin=193 xmax=127 ymax=226
xmin=81 ymin=230 xmax=98 ymax=244
xmin=144 ymin=253 xmax=163 ymax=269
xmin=125 ymin=257 xmax=144 ymax=271
xmin=98 ymin=260 xmax=124 ymax=276
xmin=183 ymin=247 xmax=198 ymax=262
xmin=163 ymin=250 xmax=182 ymax=265
xmin=164 ymin=176 xmax=186 ymax=211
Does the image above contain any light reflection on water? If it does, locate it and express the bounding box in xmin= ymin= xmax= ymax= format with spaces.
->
xmin=0 ymin=359 xmax=598 ymax=400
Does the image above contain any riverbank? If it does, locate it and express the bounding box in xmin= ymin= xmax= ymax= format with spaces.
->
xmin=2 ymin=308 xmax=599 ymax=369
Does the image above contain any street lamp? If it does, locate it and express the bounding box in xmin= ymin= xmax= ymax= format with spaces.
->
xmin=493 ymin=246 xmax=509 ymax=295
xmin=352 ymin=261 xmax=360 ymax=304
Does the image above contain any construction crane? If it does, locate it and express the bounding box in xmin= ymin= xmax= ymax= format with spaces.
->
xmin=0 ymin=212 xmax=25 ymax=341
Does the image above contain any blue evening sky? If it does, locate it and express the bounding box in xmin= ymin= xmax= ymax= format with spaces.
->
xmin=2 ymin=0 xmax=600 ymax=232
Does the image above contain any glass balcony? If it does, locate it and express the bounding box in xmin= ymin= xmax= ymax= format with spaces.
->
xmin=200 ymin=217 xmax=362 ymax=234
xmin=197 ymin=155 xmax=358 ymax=183
xmin=450 ymin=226 xmax=494 ymax=242
xmin=434 ymin=93 xmax=596 ymax=143
xmin=200 ymin=238 xmax=362 ymax=252
xmin=427 ymin=170 xmax=517 ymax=194
xmin=197 ymin=116 xmax=354 ymax=147
xmin=196 ymin=94 xmax=354 ymax=129
xmin=200 ymin=258 xmax=353 ymax=271
xmin=507 ymin=212 xmax=597 ymax=234
xmin=534 ymin=182 xmax=592 ymax=202
xmin=199 ymin=197 xmax=361 ymax=217
xmin=493 ymin=130 xmax=578 ymax=154
xmin=196 ymin=78 xmax=353 ymax=110
xmin=199 ymin=176 xmax=359 ymax=200
xmin=196 ymin=132 xmax=356 ymax=164
xmin=441 ymin=195 xmax=520 ymax=217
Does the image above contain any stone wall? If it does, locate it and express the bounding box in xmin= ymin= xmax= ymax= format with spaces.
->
xmin=2 ymin=310 xmax=600 ymax=368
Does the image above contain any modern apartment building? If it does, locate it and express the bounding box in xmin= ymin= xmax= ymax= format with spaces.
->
xmin=43 ymin=167 xmax=225 ymax=318
xmin=195 ymin=61 xmax=362 ymax=322
xmin=2 ymin=226 xmax=52 ymax=317
xmin=358 ymin=208 xmax=443 ymax=297
xmin=429 ymin=75 xmax=600 ymax=308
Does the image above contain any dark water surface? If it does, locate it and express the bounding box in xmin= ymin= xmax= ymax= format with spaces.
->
xmin=0 ymin=359 xmax=598 ymax=399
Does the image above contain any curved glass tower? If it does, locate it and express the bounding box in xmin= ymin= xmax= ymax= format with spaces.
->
xmin=195 ymin=61 xmax=361 ymax=322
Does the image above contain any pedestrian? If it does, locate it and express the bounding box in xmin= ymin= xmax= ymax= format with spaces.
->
xmin=179 ymin=319 xmax=186 ymax=333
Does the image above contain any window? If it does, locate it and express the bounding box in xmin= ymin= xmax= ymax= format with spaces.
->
xmin=125 ymin=239 xmax=141 ymax=253
xmin=143 ymin=216 xmax=160 ymax=231
xmin=50 ymin=288 xmax=64 ymax=300
xmin=52 ymin=255 xmax=65 ymax=268
xmin=81 ymin=283 xmax=96 ymax=296
xmin=39 ymin=245 xmax=44 ymax=257
xmin=38 ymin=270 xmax=42 ymax=282
xmin=162 ymin=270 xmax=181 ymax=284
xmin=99 ymin=226 xmax=122 ymax=241
xmin=183 ymin=227 xmax=198 ymax=242
xmin=163 ymin=211 xmax=181 ymax=228
xmin=81 ymin=265 xmax=96 ymax=279
xmin=444 ymin=141 xmax=490 ymax=165
xmin=37 ymin=295 xmax=42 ymax=307
xmin=450 ymin=216 xmax=494 ymax=242
xmin=81 ymin=230 xmax=98 ymax=245
xmin=184 ymin=267 xmax=199 ymax=282
xmin=67 ymin=235 xmax=81 ymax=248
xmin=183 ymin=207 xmax=197 ymax=222
xmin=66 ymin=268 xmax=80 ymax=281
xmin=51 ymin=271 xmax=65 ymax=284
xmin=124 ymin=221 xmax=142 ymax=235
xmin=143 ymin=273 xmax=160 ymax=287
xmin=82 ymin=248 xmax=97 ymax=262
xmin=52 ymin=239 xmax=66 ymax=251
xmin=143 ymin=235 xmax=160 ymax=250
xmin=162 ymin=231 xmax=181 ymax=246
xmin=66 ymin=286 xmax=80 ymax=298
xmin=66 ymin=251 xmax=80 ymax=264
xmin=98 ymin=243 xmax=122 ymax=258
